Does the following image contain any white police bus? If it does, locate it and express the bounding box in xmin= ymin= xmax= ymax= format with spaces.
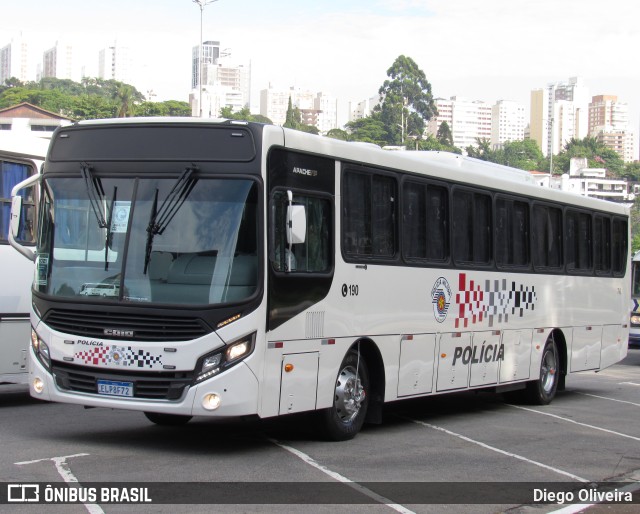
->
xmin=0 ymin=133 xmax=48 ymax=384
xmin=9 ymin=118 xmax=630 ymax=439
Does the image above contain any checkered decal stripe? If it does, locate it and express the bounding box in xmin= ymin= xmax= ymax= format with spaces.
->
xmin=75 ymin=345 xmax=163 ymax=369
xmin=455 ymin=273 xmax=537 ymax=328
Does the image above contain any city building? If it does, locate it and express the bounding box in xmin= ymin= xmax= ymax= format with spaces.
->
xmin=259 ymin=85 xmax=315 ymax=126
xmin=0 ymin=35 xmax=39 ymax=84
xmin=426 ymin=96 xmax=492 ymax=151
xmin=491 ymin=100 xmax=526 ymax=149
xmin=530 ymin=77 xmax=590 ymax=157
xmin=98 ymin=42 xmax=132 ymax=84
xmin=190 ymin=41 xmax=251 ymax=117
xmin=529 ymin=157 xmax=634 ymax=204
xmin=42 ymin=40 xmax=81 ymax=82
xmin=349 ymin=95 xmax=380 ymax=122
xmin=588 ymin=95 xmax=636 ymax=163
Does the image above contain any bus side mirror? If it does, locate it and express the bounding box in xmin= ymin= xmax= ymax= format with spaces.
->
xmin=10 ymin=195 xmax=22 ymax=239
xmin=8 ymin=174 xmax=40 ymax=262
xmin=287 ymin=205 xmax=306 ymax=245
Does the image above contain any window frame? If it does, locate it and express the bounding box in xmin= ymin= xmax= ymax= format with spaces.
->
xmin=341 ymin=167 xmax=399 ymax=263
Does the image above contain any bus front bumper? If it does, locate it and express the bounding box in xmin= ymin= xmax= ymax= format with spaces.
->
xmin=28 ymin=353 xmax=260 ymax=418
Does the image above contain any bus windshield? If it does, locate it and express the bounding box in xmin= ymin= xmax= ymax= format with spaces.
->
xmin=35 ymin=174 xmax=259 ymax=306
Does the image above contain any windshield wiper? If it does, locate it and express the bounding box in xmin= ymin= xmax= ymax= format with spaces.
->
xmin=80 ymin=164 xmax=107 ymax=228
xmin=104 ymin=187 xmax=117 ymax=271
xmin=143 ymin=167 xmax=198 ymax=274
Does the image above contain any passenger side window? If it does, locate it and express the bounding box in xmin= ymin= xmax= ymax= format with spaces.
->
xmin=402 ymin=180 xmax=448 ymax=262
xmin=495 ymin=196 xmax=529 ymax=268
xmin=566 ymin=210 xmax=592 ymax=272
xmin=612 ymin=217 xmax=628 ymax=276
xmin=452 ymin=189 xmax=491 ymax=265
xmin=1 ymin=159 xmax=36 ymax=244
xmin=594 ymin=214 xmax=611 ymax=275
xmin=532 ymin=204 xmax=562 ymax=270
xmin=343 ymin=170 xmax=397 ymax=259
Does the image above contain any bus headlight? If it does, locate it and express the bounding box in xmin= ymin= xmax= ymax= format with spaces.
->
xmin=194 ymin=332 xmax=256 ymax=384
xmin=631 ymin=314 xmax=640 ymax=326
xmin=31 ymin=329 xmax=51 ymax=371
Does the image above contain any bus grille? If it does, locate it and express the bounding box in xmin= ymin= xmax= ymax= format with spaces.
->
xmin=52 ymin=362 xmax=193 ymax=401
xmin=43 ymin=309 xmax=210 ymax=342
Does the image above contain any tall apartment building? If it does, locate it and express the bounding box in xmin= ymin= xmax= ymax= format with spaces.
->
xmin=190 ymin=41 xmax=251 ymax=117
xmin=259 ymin=85 xmax=315 ymax=126
xmin=192 ymin=40 xmax=220 ymax=90
xmin=530 ymin=77 xmax=589 ymax=157
xmin=42 ymin=40 xmax=80 ymax=81
xmin=0 ymin=35 xmax=39 ymax=84
xmin=427 ymin=97 xmax=491 ymax=151
xmin=491 ymin=100 xmax=526 ymax=148
xmin=98 ymin=42 xmax=132 ymax=84
xmin=588 ymin=95 xmax=636 ymax=163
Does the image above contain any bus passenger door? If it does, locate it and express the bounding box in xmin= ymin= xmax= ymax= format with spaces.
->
xmin=436 ymin=332 xmax=471 ymax=391
xmin=499 ymin=330 xmax=532 ymax=383
xmin=571 ymin=326 xmax=602 ymax=371
xmin=397 ymin=334 xmax=436 ymax=396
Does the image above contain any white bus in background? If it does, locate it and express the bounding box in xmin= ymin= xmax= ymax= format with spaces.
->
xmin=0 ymin=133 xmax=48 ymax=384
xmin=9 ymin=118 xmax=630 ymax=439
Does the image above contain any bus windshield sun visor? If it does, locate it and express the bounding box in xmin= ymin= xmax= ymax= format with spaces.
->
xmin=144 ymin=167 xmax=198 ymax=274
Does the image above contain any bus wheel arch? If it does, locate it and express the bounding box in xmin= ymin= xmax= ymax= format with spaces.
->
xmin=318 ymin=338 xmax=384 ymax=440
xmin=525 ymin=329 xmax=566 ymax=405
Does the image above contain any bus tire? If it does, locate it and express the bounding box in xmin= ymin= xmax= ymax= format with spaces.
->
xmin=319 ymin=350 xmax=369 ymax=441
xmin=144 ymin=411 xmax=192 ymax=426
xmin=525 ymin=337 xmax=559 ymax=405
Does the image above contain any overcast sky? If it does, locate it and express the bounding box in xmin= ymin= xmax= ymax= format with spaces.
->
xmin=1 ymin=0 xmax=638 ymax=125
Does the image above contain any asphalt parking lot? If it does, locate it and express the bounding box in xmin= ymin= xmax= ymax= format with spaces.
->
xmin=1 ymin=348 xmax=639 ymax=513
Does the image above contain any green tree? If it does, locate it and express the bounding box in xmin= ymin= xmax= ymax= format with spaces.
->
xmin=219 ymin=106 xmax=272 ymax=124
xmin=376 ymin=55 xmax=437 ymax=146
xmin=345 ymin=115 xmax=388 ymax=146
xmin=282 ymin=96 xmax=318 ymax=133
xmin=326 ymin=128 xmax=349 ymax=141
xmin=553 ymin=137 xmax=625 ymax=176
xmin=417 ymin=134 xmax=462 ymax=154
xmin=624 ymin=161 xmax=640 ymax=181
xmin=466 ymin=138 xmax=494 ymax=161
xmin=113 ymin=84 xmax=138 ymax=117
xmin=436 ymin=121 xmax=453 ymax=147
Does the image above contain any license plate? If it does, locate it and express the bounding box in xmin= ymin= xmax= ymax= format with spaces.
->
xmin=97 ymin=379 xmax=133 ymax=397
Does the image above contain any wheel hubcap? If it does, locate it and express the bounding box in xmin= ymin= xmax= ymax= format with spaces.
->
xmin=334 ymin=365 xmax=365 ymax=423
xmin=541 ymin=347 xmax=557 ymax=394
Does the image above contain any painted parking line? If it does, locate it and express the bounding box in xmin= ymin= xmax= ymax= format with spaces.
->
xmin=268 ymin=438 xmax=416 ymax=514
xmin=15 ymin=453 xmax=104 ymax=514
xmin=507 ymin=404 xmax=640 ymax=442
xmin=407 ymin=418 xmax=589 ymax=482
xmin=619 ymin=382 xmax=640 ymax=387
xmin=576 ymin=392 xmax=640 ymax=408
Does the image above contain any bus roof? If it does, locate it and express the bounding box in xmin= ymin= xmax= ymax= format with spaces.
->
xmin=66 ymin=117 xmax=629 ymax=217
xmin=0 ymin=132 xmax=50 ymax=161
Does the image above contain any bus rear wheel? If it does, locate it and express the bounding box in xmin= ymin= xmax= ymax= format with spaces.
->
xmin=144 ymin=411 xmax=192 ymax=426
xmin=319 ymin=350 xmax=369 ymax=441
xmin=525 ymin=337 xmax=559 ymax=405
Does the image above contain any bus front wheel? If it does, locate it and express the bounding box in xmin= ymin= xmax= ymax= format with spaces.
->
xmin=319 ymin=350 xmax=370 ymax=441
xmin=525 ymin=337 xmax=559 ymax=405
xmin=144 ymin=411 xmax=192 ymax=426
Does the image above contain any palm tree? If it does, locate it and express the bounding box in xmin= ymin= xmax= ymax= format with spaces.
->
xmin=113 ymin=84 xmax=136 ymax=117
